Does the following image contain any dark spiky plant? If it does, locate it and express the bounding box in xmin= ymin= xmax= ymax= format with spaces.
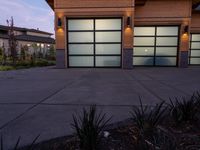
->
xmin=71 ymin=105 xmax=111 ymax=150
xmin=0 ymin=135 xmax=40 ymax=150
xmin=194 ymin=91 xmax=200 ymax=108
xmin=130 ymin=98 xmax=166 ymax=138
xmin=168 ymin=95 xmax=198 ymax=125
xmin=153 ymin=130 xmax=178 ymax=150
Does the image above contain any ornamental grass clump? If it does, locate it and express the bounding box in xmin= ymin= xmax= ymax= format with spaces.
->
xmin=168 ymin=94 xmax=199 ymax=126
xmin=71 ymin=105 xmax=111 ymax=150
xmin=131 ymin=99 xmax=166 ymax=138
xmin=0 ymin=135 xmax=40 ymax=150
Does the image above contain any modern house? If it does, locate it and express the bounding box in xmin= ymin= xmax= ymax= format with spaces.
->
xmin=46 ymin=0 xmax=200 ymax=68
xmin=0 ymin=25 xmax=55 ymax=57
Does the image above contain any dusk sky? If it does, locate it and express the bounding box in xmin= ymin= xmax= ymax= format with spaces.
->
xmin=0 ymin=0 xmax=54 ymax=35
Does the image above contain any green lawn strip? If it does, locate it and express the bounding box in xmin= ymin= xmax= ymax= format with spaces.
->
xmin=0 ymin=60 xmax=55 ymax=71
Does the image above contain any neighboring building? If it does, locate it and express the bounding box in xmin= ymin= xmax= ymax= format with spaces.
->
xmin=46 ymin=0 xmax=200 ymax=68
xmin=0 ymin=25 xmax=55 ymax=57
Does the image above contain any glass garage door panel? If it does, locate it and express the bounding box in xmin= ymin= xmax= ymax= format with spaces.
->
xmin=68 ymin=19 xmax=94 ymax=31
xmin=69 ymin=56 xmax=94 ymax=67
xmin=68 ymin=32 xmax=94 ymax=43
xmin=68 ymin=44 xmax=94 ymax=55
xmin=157 ymin=27 xmax=179 ymax=36
xmin=191 ymin=50 xmax=200 ymax=56
xmin=192 ymin=34 xmax=200 ymax=41
xmin=134 ymin=47 xmax=154 ymax=56
xmin=134 ymin=37 xmax=155 ymax=46
xmin=96 ymin=56 xmax=121 ymax=67
xmin=133 ymin=57 xmax=154 ymax=66
xmin=155 ymin=57 xmax=177 ymax=66
xmin=156 ymin=37 xmax=178 ymax=46
xmin=68 ymin=18 xmax=122 ymax=67
xmin=191 ymin=42 xmax=200 ymax=49
xmin=134 ymin=27 xmax=155 ymax=36
xmin=95 ymin=19 xmax=121 ymax=30
xmin=190 ymin=58 xmax=200 ymax=64
xmin=156 ymin=47 xmax=177 ymax=56
xmin=190 ymin=34 xmax=200 ymax=65
xmin=96 ymin=44 xmax=121 ymax=55
xmin=96 ymin=32 xmax=121 ymax=43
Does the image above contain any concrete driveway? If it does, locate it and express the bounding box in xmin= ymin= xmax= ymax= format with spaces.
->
xmin=0 ymin=66 xmax=200 ymax=149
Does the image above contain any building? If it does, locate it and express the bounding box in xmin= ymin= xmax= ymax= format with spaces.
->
xmin=0 ymin=25 xmax=55 ymax=57
xmin=46 ymin=0 xmax=200 ymax=68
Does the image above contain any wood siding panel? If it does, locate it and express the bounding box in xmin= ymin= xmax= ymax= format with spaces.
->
xmin=191 ymin=12 xmax=200 ymax=33
xmin=54 ymin=0 xmax=134 ymax=8
xmin=135 ymin=0 xmax=192 ymax=19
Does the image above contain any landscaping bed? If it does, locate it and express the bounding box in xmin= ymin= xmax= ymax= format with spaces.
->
xmin=20 ymin=119 xmax=200 ymax=150
xmin=10 ymin=92 xmax=200 ymax=150
xmin=0 ymin=60 xmax=55 ymax=71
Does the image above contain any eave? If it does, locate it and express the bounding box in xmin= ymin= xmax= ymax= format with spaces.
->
xmin=46 ymin=0 xmax=54 ymax=10
xmin=193 ymin=0 xmax=200 ymax=9
xmin=135 ymin=0 xmax=147 ymax=6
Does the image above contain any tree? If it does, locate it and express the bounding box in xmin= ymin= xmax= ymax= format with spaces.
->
xmin=1 ymin=43 xmax=7 ymax=65
xmin=7 ymin=17 xmax=17 ymax=66
xmin=21 ymin=45 xmax=28 ymax=61
xmin=31 ymin=43 xmax=38 ymax=61
xmin=48 ymin=45 xmax=55 ymax=60
xmin=0 ymin=47 xmax=2 ymax=64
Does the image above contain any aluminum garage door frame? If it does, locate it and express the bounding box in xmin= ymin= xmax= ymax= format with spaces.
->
xmin=67 ymin=18 xmax=122 ymax=68
xmin=133 ymin=25 xmax=180 ymax=67
xmin=189 ymin=33 xmax=200 ymax=65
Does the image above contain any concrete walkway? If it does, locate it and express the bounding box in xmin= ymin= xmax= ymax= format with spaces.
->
xmin=0 ymin=66 xmax=200 ymax=149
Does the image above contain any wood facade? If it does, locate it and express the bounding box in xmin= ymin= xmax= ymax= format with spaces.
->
xmin=46 ymin=0 xmax=200 ymax=68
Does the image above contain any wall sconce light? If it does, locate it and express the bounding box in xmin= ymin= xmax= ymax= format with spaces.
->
xmin=57 ymin=17 xmax=62 ymax=28
xmin=127 ymin=16 xmax=131 ymax=28
xmin=184 ymin=25 xmax=189 ymax=34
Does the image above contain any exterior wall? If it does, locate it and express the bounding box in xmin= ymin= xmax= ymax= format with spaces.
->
xmin=191 ymin=12 xmax=200 ymax=33
xmin=54 ymin=0 xmax=134 ymax=68
xmin=0 ymin=38 xmax=9 ymax=55
xmin=52 ymin=0 xmax=196 ymax=68
xmin=135 ymin=0 xmax=192 ymax=68
xmin=27 ymin=32 xmax=51 ymax=38
xmin=0 ymin=38 xmax=54 ymax=57
xmin=54 ymin=0 xmax=134 ymax=8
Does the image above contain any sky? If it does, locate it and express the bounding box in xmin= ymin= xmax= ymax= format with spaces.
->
xmin=0 ymin=0 xmax=54 ymax=35
xmin=0 ymin=0 xmax=199 ymax=37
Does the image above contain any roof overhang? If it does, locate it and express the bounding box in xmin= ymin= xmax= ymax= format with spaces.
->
xmin=193 ymin=0 xmax=200 ymax=9
xmin=46 ymin=0 xmax=54 ymax=10
xmin=135 ymin=0 xmax=147 ymax=6
xmin=46 ymin=0 xmax=199 ymax=10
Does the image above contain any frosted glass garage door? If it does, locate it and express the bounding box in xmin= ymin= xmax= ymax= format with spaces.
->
xmin=133 ymin=26 xmax=179 ymax=66
xmin=189 ymin=34 xmax=200 ymax=65
xmin=67 ymin=18 xmax=122 ymax=67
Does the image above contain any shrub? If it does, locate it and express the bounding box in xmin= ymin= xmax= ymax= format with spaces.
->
xmin=0 ymin=66 xmax=15 ymax=71
xmin=168 ymin=95 xmax=198 ymax=125
xmin=35 ymin=60 xmax=49 ymax=67
xmin=130 ymin=98 xmax=166 ymax=138
xmin=71 ymin=105 xmax=111 ymax=150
